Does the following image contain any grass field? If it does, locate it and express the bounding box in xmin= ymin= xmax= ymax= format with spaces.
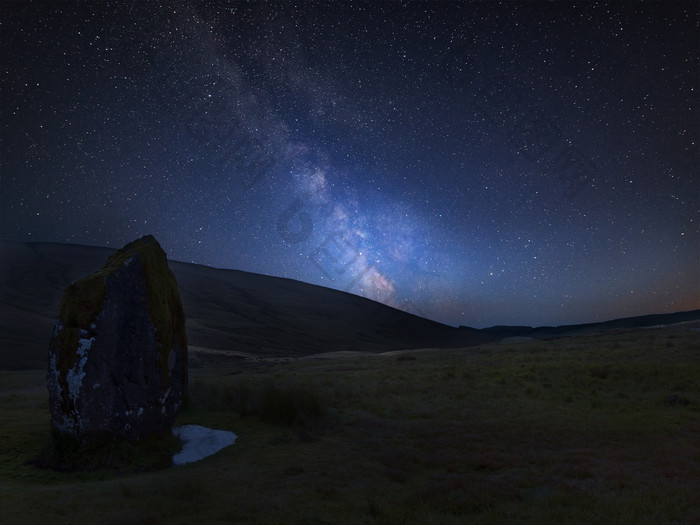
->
xmin=1 ymin=323 xmax=699 ymax=524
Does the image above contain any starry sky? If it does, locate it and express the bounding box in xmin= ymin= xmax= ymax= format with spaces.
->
xmin=1 ymin=1 xmax=698 ymax=328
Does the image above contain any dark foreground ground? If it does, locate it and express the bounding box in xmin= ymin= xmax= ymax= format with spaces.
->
xmin=1 ymin=322 xmax=699 ymax=524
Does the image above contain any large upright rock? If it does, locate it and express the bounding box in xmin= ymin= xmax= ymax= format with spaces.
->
xmin=47 ymin=235 xmax=187 ymax=444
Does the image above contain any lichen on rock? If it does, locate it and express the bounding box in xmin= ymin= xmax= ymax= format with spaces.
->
xmin=65 ymin=331 xmax=92 ymax=402
xmin=47 ymin=235 xmax=188 ymax=445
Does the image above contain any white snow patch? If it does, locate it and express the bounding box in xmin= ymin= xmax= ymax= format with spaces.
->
xmin=172 ymin=425 xmax=237 ymax=466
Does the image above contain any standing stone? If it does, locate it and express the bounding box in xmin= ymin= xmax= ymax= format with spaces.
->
xmin=47 ymin=235 xmax=188 ymax=444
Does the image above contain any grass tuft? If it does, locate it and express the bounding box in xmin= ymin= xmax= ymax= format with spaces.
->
xmin=259 ymin=382 xmax=326 ymax=426
xmin=187 ymin=375 xmax=328 ymax=428
xmin=186 ymin=376 xmax=252 ymax=415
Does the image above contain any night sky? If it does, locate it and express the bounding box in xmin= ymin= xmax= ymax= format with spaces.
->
xmin=1 ymin=1 xmax=698 ymax=328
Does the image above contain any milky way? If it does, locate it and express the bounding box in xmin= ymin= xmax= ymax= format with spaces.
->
xmin=1 ymin=2 xmax=698 ymax=327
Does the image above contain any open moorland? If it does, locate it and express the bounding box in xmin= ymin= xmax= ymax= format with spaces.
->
xmin=1 ymin=322 xmax=698 ymax=524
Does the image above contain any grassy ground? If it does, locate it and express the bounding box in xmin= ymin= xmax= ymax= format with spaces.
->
xmin=1 ymin=323 xmax=699 ymax=524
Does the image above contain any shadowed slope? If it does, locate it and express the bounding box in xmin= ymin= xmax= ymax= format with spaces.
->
xmin=0 ymin=239 xmax=493 ymax=369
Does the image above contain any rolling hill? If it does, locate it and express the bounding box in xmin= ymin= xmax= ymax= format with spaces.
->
xmin=2 ymin=238 xmax=697 ymax=371
xmin=0 ymin=239 xmax=493 ymax=369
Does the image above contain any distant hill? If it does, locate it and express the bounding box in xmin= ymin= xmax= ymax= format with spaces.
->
xmin=0 ymin=239 xmax=493 ymax=370
xmin=480 ymin=309 xmax=700 ymax=339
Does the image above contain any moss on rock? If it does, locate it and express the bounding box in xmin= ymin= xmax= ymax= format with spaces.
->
xmin=55 ymin=277 xmax=106 ymax=382
xmin=132 ymin=236 xmax=188 ymax=387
